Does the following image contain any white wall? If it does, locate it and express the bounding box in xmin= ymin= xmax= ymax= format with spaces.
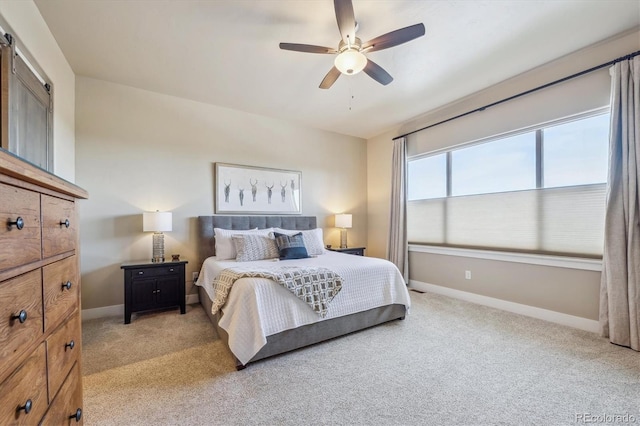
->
xmin=76 ymin=76 xmax=367 ymax=310
xmin=0 ymin=0 xmax=76 ymax=182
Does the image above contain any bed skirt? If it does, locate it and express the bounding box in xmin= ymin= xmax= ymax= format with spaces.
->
xmin=198 ymin=286 xmax=406 ymax=369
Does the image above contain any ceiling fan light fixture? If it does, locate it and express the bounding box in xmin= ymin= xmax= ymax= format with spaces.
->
xmin=334 ymin=49 xmax=367 ymax=75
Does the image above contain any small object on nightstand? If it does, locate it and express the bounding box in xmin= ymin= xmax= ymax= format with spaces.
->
xmin=121 ymin=259 xmax=188 ymax=324
xmin=171 ymin=254 xmax=180 ymax=261
xmin=326 ymin=246 xmax=365 ymax=256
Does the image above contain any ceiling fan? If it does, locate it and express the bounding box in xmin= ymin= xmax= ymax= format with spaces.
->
xmin=279 ymin=0 xmax=425 ymax=89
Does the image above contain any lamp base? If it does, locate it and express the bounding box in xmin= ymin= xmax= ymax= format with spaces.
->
xmin=152 ymin=232 xmax=165 ymax=263
xmin=340 ymin=229 xmax=348 ymax=248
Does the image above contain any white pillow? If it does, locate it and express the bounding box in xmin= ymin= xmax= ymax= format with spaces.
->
xmin=233 ymin=234 xmax=279 ymax=262
xmin=214 ymin=228 xmax=272 ymax=260
xmin=272 ymin=227 xmax=325 ymax=256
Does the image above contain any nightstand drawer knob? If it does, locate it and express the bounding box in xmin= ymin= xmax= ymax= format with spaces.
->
xmin=169 ymin=268 xmax=174 ymax=272
xmin=65 ymin=340 xmax=75 ymax=351
xmin=11 ymin=310 xmax=27 ymax=324
xmin=8 ymin=216 xmax=24 ymax=230
xmin=18 ymin=399 xmax=32 ymax=414
xmin=60 ymin=218 xmax=70 ymax=228
xmin=70 ymin=408 xmax=82 ymax=422
xmin=138 ymin=271 xmax=144 ymax=275
xmin=62 ymin=280 xmax=73 ymax=290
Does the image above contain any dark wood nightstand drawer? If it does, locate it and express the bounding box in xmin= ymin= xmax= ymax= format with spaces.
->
xmin=327 ymin=247 xmax=365 ymax=256
xmin=128 ymin=265 xmax=181 ymax=278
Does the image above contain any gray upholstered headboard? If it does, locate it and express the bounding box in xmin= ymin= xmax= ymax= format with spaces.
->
xmin=198 ymin=215 xmax=317 ymax=265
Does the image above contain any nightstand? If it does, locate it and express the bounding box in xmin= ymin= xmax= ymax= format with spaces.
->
xmin=326 ymin=247 xmax=366 ymax=256
xmin=121 ymin=260 xmax=188 ymax=324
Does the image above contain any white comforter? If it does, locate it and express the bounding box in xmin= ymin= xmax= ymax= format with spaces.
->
xmin=196 ymin=250 xmax=411 ymax=365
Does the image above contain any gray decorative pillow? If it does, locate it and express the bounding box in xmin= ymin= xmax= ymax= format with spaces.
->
xmin=232 ymin=234 xmax=279 ymax=262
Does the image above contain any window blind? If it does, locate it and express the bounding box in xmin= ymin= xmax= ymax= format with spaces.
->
xmin=408 ymin=184 xmax=606 ymax=257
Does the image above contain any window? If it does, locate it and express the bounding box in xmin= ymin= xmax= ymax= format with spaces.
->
xmin=543 ymin=114 xmax=609 ymax=188
xmin=407 ymin=110 xmax=610 ymax=257
xmin=452 ymin=131 xmax=536 ymax=196
xmin=0 ymin=32 xmax=53 ymax=171
xmin=407 ymin=153 xmax=447 ymax=200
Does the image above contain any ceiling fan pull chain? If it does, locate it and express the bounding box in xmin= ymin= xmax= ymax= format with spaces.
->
xmin=348 ymin=81 xmax=354 ymax=111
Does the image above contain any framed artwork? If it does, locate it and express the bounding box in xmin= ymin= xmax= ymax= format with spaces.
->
xmin=215 ymin=163 xmax=302 ymax=214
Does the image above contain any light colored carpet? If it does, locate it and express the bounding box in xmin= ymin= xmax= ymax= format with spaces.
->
xmin=82 ymin=292 xmax=640 ymax=425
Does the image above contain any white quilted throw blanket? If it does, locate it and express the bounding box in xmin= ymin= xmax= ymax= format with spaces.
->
xmin=211 ymin=265 xmax=343 ymax=317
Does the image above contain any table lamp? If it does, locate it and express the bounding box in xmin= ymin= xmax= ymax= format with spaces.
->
xmin=335 ymin=214 xmax=352 ymax=248
xmin=143 ymin=211 xmax=172 ymax=262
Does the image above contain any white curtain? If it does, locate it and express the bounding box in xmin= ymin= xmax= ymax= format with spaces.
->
xmin=600 ymin=56 xmax=640 ymax=351
xmin=388 ymin=137 xmax=408 ymax=282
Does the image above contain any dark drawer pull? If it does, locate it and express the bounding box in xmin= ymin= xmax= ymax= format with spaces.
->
xmin=11 ymin=310 xmax=27 ymax=324
xmin=60 ymin=219 xmax=70 ymax=228
xmin=62 ymin=281 xmax=73 ymax=290
xmin=70 ymin=408 xmax=82 ymax=422
xmin=18 ymin=399 xmax=32 ymax=414
xmin=65 ymin=340 xmax=75 ymax=351
xmin=8 ymin=216 xmax=24 ymax=230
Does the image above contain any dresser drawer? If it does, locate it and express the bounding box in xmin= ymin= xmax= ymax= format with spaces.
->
xmin=46 ymin=312 xmax=80 ymax=403
xmin=42 ymin=194 xmax=77 ymax=258
xmin=0 ymin=343 xmax=48 ymax=425
xmin=43 ymin=256 xmax=79 ymax=333
xmin=40 ymin=362 xmax=83 ymax=425
xmin=0 ymin=270 xmax=44 ymax=377
xmin=0 ymin=183 xmax=41 ymax=272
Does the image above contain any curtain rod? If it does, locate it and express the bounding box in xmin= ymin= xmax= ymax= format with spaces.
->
xmin=393 ymin=50 xmax=640 ymax=141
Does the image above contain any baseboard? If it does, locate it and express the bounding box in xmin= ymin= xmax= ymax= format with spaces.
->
xmin=409 ymin=280 xmax=600 ymax=334
xmin=82 ymin=294 xmax=200 ymax=322
xmin=81 ymin=304 xmax=124 ymax=321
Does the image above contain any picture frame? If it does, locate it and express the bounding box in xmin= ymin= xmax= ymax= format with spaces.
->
xmin=215 ymin=163 xmax=302 ymax=214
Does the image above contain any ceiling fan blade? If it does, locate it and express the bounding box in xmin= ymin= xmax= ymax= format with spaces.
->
xmin=319 ymin=66 xmax=341 ymax=89
xmin=334 ymin=0 xmax=356 ymax=43
xmin=362 ymin=23 xmax=425 ymax=53
xmin=363 ymin=59 xmax=393 ymax=86
xmin=279 ymin=43 xmax=337 ymax=54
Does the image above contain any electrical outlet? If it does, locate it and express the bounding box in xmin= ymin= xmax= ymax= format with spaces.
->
xmin=465 ymin=270 xmax=471 ymax=280
xmin=192 ymin=272 xmax=199 ymax=282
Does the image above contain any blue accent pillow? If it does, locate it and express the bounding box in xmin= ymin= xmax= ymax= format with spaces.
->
xmin=273 ymin=232 xmax=309 ymax=260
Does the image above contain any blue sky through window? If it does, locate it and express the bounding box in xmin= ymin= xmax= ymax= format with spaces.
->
xmin=452 ymin=132 xmax=536 ymax=196
xmin=543 ymin=113 xmax=609 ymax=188
xmin=407 ymin=112 xmax=610 ymax=200
xmin=408 ymin=153 xmax=446 ymax=200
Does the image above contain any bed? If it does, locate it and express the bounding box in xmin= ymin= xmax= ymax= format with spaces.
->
xmin=196 ymin=215 xmax=411 ymax=369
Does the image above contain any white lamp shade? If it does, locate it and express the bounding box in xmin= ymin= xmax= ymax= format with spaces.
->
xmin=143 ymin=211 xmax=172 ymax=232
xmin=334 ymin=49 xmax=367 ymax=75
xmin=335 ymin=214 xmax=352 ymax=229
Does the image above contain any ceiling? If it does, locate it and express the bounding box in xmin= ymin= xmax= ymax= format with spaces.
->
xmin=34 ymin=0 xmax=640 ymax=139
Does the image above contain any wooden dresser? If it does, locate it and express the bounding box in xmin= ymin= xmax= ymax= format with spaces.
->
xmin=0 ymin=149 xmax=88 ymax=425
